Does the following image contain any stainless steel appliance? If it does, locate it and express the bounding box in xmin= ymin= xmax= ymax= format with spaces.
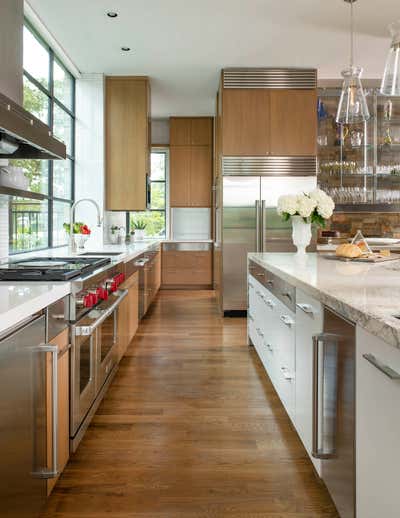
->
xmin=0 ymin=256 xmax=111 ymax=281
xmin=68 ymin=261 xmax=128 ymax=451
xmin=312 ymin=308 xmax=356 ymax=518
xmin=134 ymin=243 xmax=160 ymax=319
xmin=218 ymin=162 xmax=317 ymax=313
xmin=0 ymin=312 xmax=57 ymax=517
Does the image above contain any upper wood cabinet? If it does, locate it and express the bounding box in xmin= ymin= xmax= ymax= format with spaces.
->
xmin=105 ymin=76 xmax=150 ymax=211
xmin=269 ymin=90 xmax=317 ymax=156
xmin=169 ymin=116 xmax=213 ymax=207
xmin=170 ymin=117 xmax=212 ymax=146
xmin=221 ymin=88 xmax=317 ymax=156
xmin=222 ymin=89 xmax=271 ymax=156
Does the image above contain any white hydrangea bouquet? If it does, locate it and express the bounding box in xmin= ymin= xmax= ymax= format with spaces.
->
xmin=277 ymin=189 xmax=335 ymax=255
xmin=277 ymin=189 xmax=335 ymax=228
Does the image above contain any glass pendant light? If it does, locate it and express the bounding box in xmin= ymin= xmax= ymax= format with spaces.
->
xmin=336 ymin=0 xmax=370 ymax=124
xmin=380 ymin=20 xmax=400 ymax=96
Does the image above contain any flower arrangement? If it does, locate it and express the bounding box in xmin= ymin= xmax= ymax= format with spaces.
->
xmin=277 ymin=189 xmax=335 ymax=228
xmin=63 ymin=222 xmax=91 ymax=235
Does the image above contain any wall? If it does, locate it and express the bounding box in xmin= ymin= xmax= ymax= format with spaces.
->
xmin=74 ymin=74 xmax=105 ymax=247
xmin=0 ymin=0 xmax=23 ymax=104
xmin=327 ymin=212 xmax=400 ymax=238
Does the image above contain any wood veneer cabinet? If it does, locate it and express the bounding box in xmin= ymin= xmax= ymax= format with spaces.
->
xmin=221 ymin=88 xmax=317 ymax=156
xmin=169 ymin=117 xmax=213 ymax=208
xmin=46 ymin=329 xmax=70 ymax=495
xmin=105 ymin=76 xmax=150 ymax=210
xmin=118 ymin=270 xmax=139 ymax=361
xmin=162 ymin=249 xmax=212 ymax=288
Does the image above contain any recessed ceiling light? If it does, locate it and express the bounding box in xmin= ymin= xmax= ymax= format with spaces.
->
xmin=107 ymin=11 xmax=118 ymax=18
xmin=121 ymin=46 xmax=131 ymax=52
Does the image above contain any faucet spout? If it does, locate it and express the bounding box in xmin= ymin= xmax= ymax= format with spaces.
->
xmin=69 ymin=198 xmax=103 ymax=253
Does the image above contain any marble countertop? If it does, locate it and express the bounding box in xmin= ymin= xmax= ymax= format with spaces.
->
xmin=249 ymin=252 xmax=400 ymax=350
xmin=0 ymin=240 xmax=161 ymax=335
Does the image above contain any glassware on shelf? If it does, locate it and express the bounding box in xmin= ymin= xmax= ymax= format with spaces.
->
xmin=381 ymin=20 xmax=400 ymax=96
xmin=384 ymin=99 xmax=393 ymax=121
xmin=350 ymin=129 xmax=363 ymax=147
xmin=317 ymin=135 xmax=328 ymax=146
xmin=383 ymin=128 xmax=393 ymax=145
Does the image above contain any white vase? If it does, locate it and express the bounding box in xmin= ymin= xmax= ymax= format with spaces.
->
xmin=135 ymin=229 xmax=146 ymax=241
xmin=291 ymin=216 xmax=312 ymax=256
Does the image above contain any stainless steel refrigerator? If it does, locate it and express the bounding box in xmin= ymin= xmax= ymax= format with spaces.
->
xmin=216 ymin=156 xmax=316 ymax=314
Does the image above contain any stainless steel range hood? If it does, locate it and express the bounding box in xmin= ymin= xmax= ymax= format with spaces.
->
xmin=0 ymin=92 xmax=66 ymax=159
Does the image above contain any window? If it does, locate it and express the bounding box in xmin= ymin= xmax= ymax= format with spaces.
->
xmin=129 ymin=149 xmax=168 ymax=238
xmin=9 ymin=22 xmax=75 ymax=253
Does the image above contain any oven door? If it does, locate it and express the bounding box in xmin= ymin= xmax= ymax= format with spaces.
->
xmin=70 ymin=325 xmax=96 ymax=437
xmin=70 ymin=289 xmax=128 ymax=438
xmin=96 ymin=308 xmax=118 ymax=390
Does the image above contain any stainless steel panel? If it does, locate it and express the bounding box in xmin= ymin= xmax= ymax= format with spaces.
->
xmin=318 ymin=308 xmax=356 ymax=518
xmin=0 ymin=314 xmax=47 ymax=517
xmin=162 ymin=242 xmax=212 ymax=252
xmin=261 ymin=176 xmax=317 ymax=253
xmin=222 ymin=156 xmax=317 ymax=176
xmin=0 ymin=91 xmax=66 ymax=159
xmin=223 ymin=68 xmax=317 ymax=89
xmin=222 ymin=176 xmax=260 ymax=311
xmin=47 ymin=296 xmax=69 ymax=341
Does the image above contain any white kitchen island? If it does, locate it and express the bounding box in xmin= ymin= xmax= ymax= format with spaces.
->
xmin=248 ymin=252 xmax=400 ymax=518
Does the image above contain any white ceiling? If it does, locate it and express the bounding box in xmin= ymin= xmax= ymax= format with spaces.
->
xmin=27 ymin=0 xmax=399 ymax=117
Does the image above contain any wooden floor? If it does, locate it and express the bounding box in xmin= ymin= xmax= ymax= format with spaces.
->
xmin=42 ymin=290 xmax=338 ymax=518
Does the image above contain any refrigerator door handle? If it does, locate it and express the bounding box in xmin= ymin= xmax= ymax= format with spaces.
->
xmin=255 ymin=200 xmax=260 ymax=252
xmin=261 ymin=200 xmax=266 ymax=253
xmin=312 ymin=333 xmax=338 ymax=460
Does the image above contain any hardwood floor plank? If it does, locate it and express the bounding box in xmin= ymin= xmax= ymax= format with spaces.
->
xmin=41 ymin=290 xmax=338 ymax=518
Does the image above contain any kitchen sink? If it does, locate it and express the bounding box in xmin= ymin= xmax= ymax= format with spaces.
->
xmin=79 ymin=252 xmax=122 ymax=256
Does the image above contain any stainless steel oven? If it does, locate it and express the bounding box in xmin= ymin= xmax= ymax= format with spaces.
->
xmin=70 ymin=288 xmax=127 ymax=450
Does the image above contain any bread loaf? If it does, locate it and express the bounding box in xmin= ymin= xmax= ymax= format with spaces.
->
xmin=335 ymin=243 xmax=363 ymax=258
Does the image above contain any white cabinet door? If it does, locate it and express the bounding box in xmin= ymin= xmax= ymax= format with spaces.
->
xmin=356 ymin=326 xmax=400 ymax=518
xmin=295 ymin=289 xmax=323 ymax=475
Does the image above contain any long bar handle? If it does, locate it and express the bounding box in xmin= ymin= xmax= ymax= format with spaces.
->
xmin=33 ymin=343 xmax=58 ymax=479
xmin=280 ymin=314 xmax=295 ymax=327
xmin=296 ymin=303 xmax=314 ymax=314
xmin=363 ymin=353 xmax=400 ymax=380
xmin=255 ymin=200 xmax=260 ymax=252
xmin=312 ymin=333 xmax=338 ymax=460
xmin=261 ymin=200 xmax=266 ymax=253
xmin=75 ymin=289 xmax=128 ymax=336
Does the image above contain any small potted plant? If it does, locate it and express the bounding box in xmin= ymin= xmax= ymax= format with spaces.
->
xmin=63 ymin=221 xmax=91 ymax=249
xmin=132 ymin=219 xmax=147 ymax=240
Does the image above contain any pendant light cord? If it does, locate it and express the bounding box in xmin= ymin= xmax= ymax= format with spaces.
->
xmin=350 ymin=0 xmax=354 ymax=67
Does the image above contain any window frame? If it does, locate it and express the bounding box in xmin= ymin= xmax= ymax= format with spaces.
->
xmin=9 ymin=20 xmax=76 ymax=255
xmin=128 ymin=147 xmax=169 ymax=239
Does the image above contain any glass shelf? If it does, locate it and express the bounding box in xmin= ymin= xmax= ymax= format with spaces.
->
xmin=318 ymin=88 xmax=400 ymax=210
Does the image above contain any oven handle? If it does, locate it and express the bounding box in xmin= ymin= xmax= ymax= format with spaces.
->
xmin=75 ymin=289 xmax=128 ymax=336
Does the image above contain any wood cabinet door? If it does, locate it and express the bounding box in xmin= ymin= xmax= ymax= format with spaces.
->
xmin=190 ymin=146 xmax=212 ymax=207
xmin=105 ymin=77 xmax=149 ymax=210
xmin=191 ymin=117 xmax=212 ymax=145
xmin=47 ymin=329 xmax=70 ymax=495
xmin=169 ymin=146 xmax=191 ymax=206
xmin=269 ymin=89 xmax=317 ymax=156
xmin=222 ymin=89 xmax=270 ymax=156
xmin=170 ymin=117 xmax=191 ymax=145
xmin=118 ymin=271 xmax=139 ymax=360
xmin=162 ymin=250 xmax=212 ymax=286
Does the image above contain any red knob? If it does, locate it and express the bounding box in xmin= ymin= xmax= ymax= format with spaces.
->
xmin=110 ymin=281 xmax=117 ymax=292
xmin=83 ymin=294 xmax=93 ymax=308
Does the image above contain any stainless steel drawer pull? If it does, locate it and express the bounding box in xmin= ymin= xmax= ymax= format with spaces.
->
xmin=256 ymin=272 xmax=264 ymax=278
xmin=363 ymin=353 xmax=400 ymax=380
xmin=248 ymin=314 xmax=254 ymax=322
xmin=266 ymin=343 xmax=274 ymax=352
xmin=256 ymin=328 xmax=264 ymax=338
xmin=296 ymin=303 xmax=314 ymax=314
xmin=267 ymin=280 xmax=274 ymax=287
xmin=249 ymin=282 xmax=254 ymax=289
xmin=280 ymin=315 xmax=294 ymax=327
xmin=266 ymin=299 xmax=275 ymax=308
xmin=282 ymin=291 xmax=293 ymax=302
xmin=281 ymin=366 xmax=294 ymax=381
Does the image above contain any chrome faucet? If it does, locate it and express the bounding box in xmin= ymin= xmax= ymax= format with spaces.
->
xmin=69 ymin=198 xmax=103 ymax=253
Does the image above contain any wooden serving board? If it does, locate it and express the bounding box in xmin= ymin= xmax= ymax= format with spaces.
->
xmin=322 ymin=254 xmax=400 ymax=263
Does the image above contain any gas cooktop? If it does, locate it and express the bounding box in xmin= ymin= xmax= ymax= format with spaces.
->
xmin=0 ymin=256 xmax=111 ymax=281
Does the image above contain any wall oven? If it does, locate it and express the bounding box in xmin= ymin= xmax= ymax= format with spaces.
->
xmin=70 ymin=285 xmax=127 ymax=451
